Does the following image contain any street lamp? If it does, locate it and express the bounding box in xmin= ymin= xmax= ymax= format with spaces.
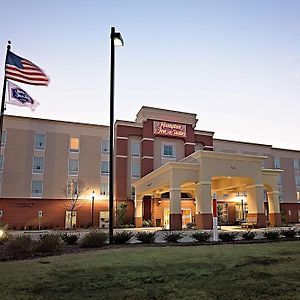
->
xmin=109 ymin=27 xmax=124 ymax=244
xmin=91 ymin=190 xmax=95 ymax=228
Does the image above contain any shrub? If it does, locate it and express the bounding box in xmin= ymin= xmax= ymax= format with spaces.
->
xmin=163 ymin=232 xmax=183 ymax=243
xmin=142 ymin=220 xmax=153 ymax=227
xmin=219 ymin=232 xmax=238 ymax=242
xmin=79 ymin=231 xmax=108 ymax=248
xmin=263 ymin=230 xmax=280 ymax=240
xmin=280 ymin=228 xmax=297 ymax=238
xmin=135 ymin=231 xmax=156 ymax=243
xmin=186 ymin=222 xmax=195 ymax=229
xmin=191 ymin=231 xmax=211 ymax=242
xmin=7 ymin=235 xmax=32 ymax=255
xmin=112 ymin=231 xmax=134 ymax=244
xmin=0 ymin=224 xmax=9 ymax=245
xmin=35 ymin=233 xmax=64 ymax=253
xmin=61 ymin=233 xmax=79 ymax=245
xmin=242 ymin=230 xmax=256 ymax=240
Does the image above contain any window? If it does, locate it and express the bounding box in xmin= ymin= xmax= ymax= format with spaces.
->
xmin=68 ymin=159 xmax=79 ymax=175
xmin=296 ymin=176 xmax=300 ymax=186
xmin=131 ymin=141 xmax=140 ymax=157
xmin=261 ymin=161 xmax=265 ymax=168
xmin=34 ymin=133 xmax=46 ymax=150
xmin=100 ymin=183 xmax=109 ymax=196
xmin=294 ymin=159 xmax=300 ymax=170
xmin=277 ymin=174 xmax=282 ymax=185
xmin=297 ymin=191 xmax=300 ymax=201
xmin=31 ymin=180 xmax=43 ymax=197
xmin=131 ymin=185 xmax=135 ymax=200
xmin=195 ymin=143 xmax=204 ymax=152
xmin=70 ymin=137 xmax=80 ymax=152
xmin=32 ymin=157 xmax=44 ymax=173
xmin=101 ymin=140 xmax=110 ymax=154
xmin=274 ymin=158 xmax=281 ymax=169
xmin=131 ymin=163 xmax=140 ymax=179
xmin=1 ymin=130 xmax=6 ymax=148
xmin=162 ymin=144 xmax=176 ymax=158
xmin=0 ymin=155 xmax=3 ymax=171
xmin=66 ymin=180 xmax=78 ymax=197
xmin=101 ymin=161 xmax=109 ymax=175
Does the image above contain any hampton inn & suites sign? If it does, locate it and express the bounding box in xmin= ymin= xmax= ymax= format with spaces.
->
xmin=153 ymin=121 xmax=186 ymax=138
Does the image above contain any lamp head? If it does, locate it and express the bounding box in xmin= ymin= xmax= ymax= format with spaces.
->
xmin=91 ymin=190 xmax=95 ymax=199
xmin=113 ymin=32 xmax=124 ymax=47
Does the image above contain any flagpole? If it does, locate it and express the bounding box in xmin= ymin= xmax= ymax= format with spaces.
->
xmin=0 ymin=41 xmax=11 ymax=146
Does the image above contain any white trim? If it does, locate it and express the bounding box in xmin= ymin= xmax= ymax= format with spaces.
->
xmin=142 ymin=156 xmax=154 ymax=159
xmin=117 ymin=136 xmax=128 ymax=140
xmin=204 ymin=145 xmax=214 ymax=149
xmin=184 ymin=142 xmax=195 ymax=146
xmin=142 ymin=137 xmax=154 ymax=142
xmin=247 ymin=184 xmax=265 ymax=189
xmin=116 ymin=155 xmax=127 ymax=158
xmin=267 ymin=191 xmax=280 ymax=195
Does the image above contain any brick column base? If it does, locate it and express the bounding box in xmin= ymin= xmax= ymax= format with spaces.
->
xmin=247 ymin=213 xmax=267 ymax=227
xmin=269 ymin=213 xmax=281 ymax=227
xmin=170 ymin=214 xmax=182 ymax=230
xmin=195 ymin=213 xmax=213 ymax=229
xmin=135 ymin=217 xmax=143 ymax=228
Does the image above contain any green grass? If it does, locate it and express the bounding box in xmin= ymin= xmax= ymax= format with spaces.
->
xmin=0 ymin=242 xmax=300 ymax=300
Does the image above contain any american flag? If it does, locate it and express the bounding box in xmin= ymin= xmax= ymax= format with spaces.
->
xmin=5 ymin=51 xmax=49 ymax=86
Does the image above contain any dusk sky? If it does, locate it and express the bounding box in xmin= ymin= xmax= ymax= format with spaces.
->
xmin=1 ymin=1 xmax=300 ymax=149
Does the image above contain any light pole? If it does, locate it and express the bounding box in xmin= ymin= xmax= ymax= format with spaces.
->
xmin=109 ymin=27 xmax=124 ymax=244
xmin=91 ymin=190 xmax=95 ymax=228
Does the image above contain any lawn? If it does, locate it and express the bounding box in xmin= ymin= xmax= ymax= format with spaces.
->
xmin=0 ymin=242 xmax=300 ymax=300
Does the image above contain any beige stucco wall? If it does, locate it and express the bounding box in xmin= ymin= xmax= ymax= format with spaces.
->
xmin=1 ymin=115 xmax=109 ymax=200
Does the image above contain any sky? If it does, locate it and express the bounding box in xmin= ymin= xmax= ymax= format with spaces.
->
xmin=1 ymin=0 xmax=300 ymax=150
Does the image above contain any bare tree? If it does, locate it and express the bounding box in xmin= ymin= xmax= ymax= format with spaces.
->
xmin=62 ymin=179 xmax=89 ymax=229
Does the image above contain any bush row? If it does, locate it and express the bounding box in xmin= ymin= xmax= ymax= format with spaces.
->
xmin=1 ymin=228 xmax=299 ymax=254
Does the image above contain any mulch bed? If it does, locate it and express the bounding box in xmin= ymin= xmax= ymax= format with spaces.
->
xmin=0 ymin=237 xmax=299 ymax=262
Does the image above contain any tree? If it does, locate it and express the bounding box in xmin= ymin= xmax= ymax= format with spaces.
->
xmin=116 ymin=202 xmax=128 ymax=227
xmin=62 ymin=179 xmax=88 ymax=229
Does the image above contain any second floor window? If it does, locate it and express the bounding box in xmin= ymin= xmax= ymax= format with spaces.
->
xmin=131 ymin=163 xmax=140 ymax=179
xmin=101 ymin=161 xmax=109 ymax=175
xmin=33 ymin=157 xmax=44 ymax=173
xmin=1 ymin=130 xmax=6 ymax=148
xmin=68 ymin=159 xmax=79 ymax=175
xmin=296 ymin=176 xmax=300 ymax=186
xmin=131 ymin=141 xmax=140 ymax=157
xmin=101 ymin=140 xmax=110 ymax=154
xmin=274 ymin=158 xmax=281 ymax=169
xmin=0 ymin=154 xmax=3 ymax=171
xmin=70 ymin=137 xmax=80 ymax=152
xmin=162 ymin=144 xmax=176 ymax=158
xmin=100 ymin=183 xmax=109 ymax=196
xmin=35 ymin=133 xmax=46 ymax=150
xmin=31 ymin=180 xmax=43 ymax=197
xmin=294 ymin=159 xmax=299 ymax=170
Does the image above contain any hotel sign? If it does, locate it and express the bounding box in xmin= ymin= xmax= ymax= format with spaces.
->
xmin=153 ymin=121 xmax=186 ymax=138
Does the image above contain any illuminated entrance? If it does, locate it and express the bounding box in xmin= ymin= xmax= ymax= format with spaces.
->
xmin=133 ymin=151 xmax=282 ymax=230
xmin=163 ymin=208 xmax=192 ymax=229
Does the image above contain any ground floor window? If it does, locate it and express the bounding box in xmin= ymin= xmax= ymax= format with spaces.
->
xmin=99 ymin=211 xmax=109 ymax=228
xmin=65 ymin=211 xmax=77 ymax=229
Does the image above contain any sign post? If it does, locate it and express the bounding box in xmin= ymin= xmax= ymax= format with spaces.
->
xmin=38 ymin=211 xmax=43 ymax=230
xmin=212 ymin=193 xmax=218 ymax=242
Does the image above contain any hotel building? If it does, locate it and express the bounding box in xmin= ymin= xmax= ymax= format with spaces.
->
xmin=0 ymin=106 xmax=299 ymax=229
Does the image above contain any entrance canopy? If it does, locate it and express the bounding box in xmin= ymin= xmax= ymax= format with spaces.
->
xmin=133 ymin=150 xmax=282 ymax=229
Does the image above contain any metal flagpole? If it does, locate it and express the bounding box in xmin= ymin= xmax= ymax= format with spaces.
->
xmin=0 ymin=41 xmax=11 ymax=146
